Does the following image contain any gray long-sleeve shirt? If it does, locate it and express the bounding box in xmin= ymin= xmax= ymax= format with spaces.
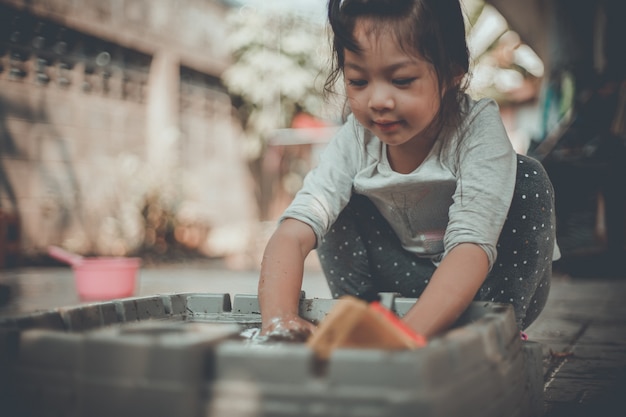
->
xmin=281 ymin=96 xmax=517 ymax=269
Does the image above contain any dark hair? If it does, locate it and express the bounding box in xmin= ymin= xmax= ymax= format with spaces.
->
xmin=325 ymin=0 xmax=470 ymax=130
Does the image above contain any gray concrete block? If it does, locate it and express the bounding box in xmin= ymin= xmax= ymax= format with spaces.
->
xmin=13 ymin=376 xmax=78 ymax=417
xmin=215 ymin=341 xmax=315 ymax=384
xmin=58 ymin=304 xmax=103 ymax=331
xmin=186 ymin=293 xmax=232 ymax=315
xmin=392 ymin=297 xmax=417 ymax=317
xmin=81 ymin=330 xmax=157 ymax=380
xmin=328 ymin=346 xmax=495 ymax=416
xmin=113 ymin=295 xmax=166 ymax=322
xmin=78 ymin=378 xmax=201 ymax=417
xmin=98 ymin=302 xmax=120 ymax=326
xmin=141 ymin=322 xmax=241 ymax=381
xmin=299 ymin=298 xmax=338 ymax=324
xmin=523 ymin=340 xmax=545 ymax=416
xmin=327 ymin=349 xmax=428 ymax=389
xmin=232 ymin=293 xmax=259 ymax=314
xmin=11 ymin=320 xmax=239 ymax=417
xmin=76 ymin=320 xmax=239 ymax=417
xmin=484 ymin=306 xmax=521 ymax=347
xmin=0 ymin=326 xmax=19 ymax=361
xmin=206 ymin=379 xmax=267 ymax=417
xmin=466 ymin=306 xmax=520 ymax=365
xmin=13 ymin=330 xmax=83 ymax=416
xmin=232 ymin=292 xmax=305 ymax=316
xmin=457 ymin=301 xmax=509 ymax=325
xmin=82 ymin=321 xmax=239 ymax=382
xmin=162 ymin=293 xmax=188 ymax=315
xmin=9 ymin=311 xmax=67 ymax=331
xmin=428 ymin=367 xmax=504 ymax=417
xmin=132 ymin=295 xmax=168 ymax=320
xmin=0 ymin=327 xmax=19 ymax=415
xmin=441 ymin=324 xmax=495 ymax=373
xmin=377 ymin=292 xmax=401 ymax=310
xmin=17 ymin=329 xmax=83 ymax=372
xmin=38 ymin=385 xmax=77 ymax=417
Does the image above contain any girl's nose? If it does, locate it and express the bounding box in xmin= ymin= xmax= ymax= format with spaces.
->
xmin=368 ymin=84 xmax=394 ymax=111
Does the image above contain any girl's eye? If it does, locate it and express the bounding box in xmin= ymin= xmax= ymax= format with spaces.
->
xmin=347 ymin=79 xmax=367 ymax=87
xmin=393 ymin=78 xmax=417 ymax=86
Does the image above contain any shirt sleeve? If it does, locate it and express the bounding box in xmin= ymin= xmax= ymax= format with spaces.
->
xmin=443 ymin=99 xmax=517 ymax=269
xmin=279 ymin=115 xmax=362 ymax=247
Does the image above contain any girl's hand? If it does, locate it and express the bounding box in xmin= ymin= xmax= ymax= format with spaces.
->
xmin=402 ymin=243 xmax=489 ymax=338
xmin=261 ymin=313 xmax=316 ymax=342
xmin=257 ymin=219 xmax=317 ymax=342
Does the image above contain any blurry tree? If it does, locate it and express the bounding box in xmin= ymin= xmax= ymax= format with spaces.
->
xmin=223 ymin=7 xmax=328 ymax=145
xmin=221 ymin=6 xmax=330 ymax=217
xmin=459 ymin=0 xmax=545 ymax=101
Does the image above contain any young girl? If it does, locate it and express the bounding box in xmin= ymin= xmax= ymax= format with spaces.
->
xmin=258 ymin=0 xmax=557 ymax=340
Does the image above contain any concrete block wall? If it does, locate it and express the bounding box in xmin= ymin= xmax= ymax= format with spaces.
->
xmin=0 ymin=292 xmax=545 ymax=417
xmin=0 ymin=0 xmax=231 ymax=74
xmin=0 ymin=0 xmax=258 ymax=261
xmin=0 ymin=73 xmax=149 ymax=252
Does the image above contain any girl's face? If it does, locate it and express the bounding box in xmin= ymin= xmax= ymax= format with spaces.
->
xmin=343 ymin=20 xmax=442 ymax=168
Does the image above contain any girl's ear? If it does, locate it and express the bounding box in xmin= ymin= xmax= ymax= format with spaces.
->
xmin=451 ymin=64 xmax=467 ymax=88
xmin=452 ymin=73 xmax=465 ymax=87
xmin=443 ymin=66 xmax=467 ymax=96
xmin=440 ymin=67 xmax=466 ymax=99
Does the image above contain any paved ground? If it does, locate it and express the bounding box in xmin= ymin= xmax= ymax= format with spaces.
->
xmin=1 ymin=253 xmax=625 ymax=416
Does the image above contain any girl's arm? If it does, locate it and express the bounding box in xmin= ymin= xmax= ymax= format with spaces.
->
xmin=258 ymin=218 xmax=318 ymax=335
xmin=401 ymin=243 xmax=489 ymax=338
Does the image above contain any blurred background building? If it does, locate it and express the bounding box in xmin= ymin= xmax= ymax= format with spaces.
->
xmin=0 ymin=0 xmax=624 ymax=273
xmin=0 ymin=0 xmax=258 ymax=267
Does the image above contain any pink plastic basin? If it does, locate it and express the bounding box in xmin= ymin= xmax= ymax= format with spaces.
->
xmin=72 ymin=257 xmax=141 ymax=301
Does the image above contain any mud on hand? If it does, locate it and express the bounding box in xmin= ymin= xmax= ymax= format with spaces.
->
xmin=253 ymin=314 xmax=316 ymax=343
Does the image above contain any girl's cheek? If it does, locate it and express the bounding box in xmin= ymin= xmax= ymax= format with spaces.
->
xmin=348 ymin=92 xmax=366 ymax=106
xmin=347 ymin=96 xmax=358 ymax=108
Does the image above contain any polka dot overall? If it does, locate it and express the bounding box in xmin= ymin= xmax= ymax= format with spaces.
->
xmin=317 ymin=154 xmax=556 ymax=330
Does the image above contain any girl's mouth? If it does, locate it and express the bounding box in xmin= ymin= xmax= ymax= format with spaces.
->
xmin=373 ymin=120 xmax=401 ymax=132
